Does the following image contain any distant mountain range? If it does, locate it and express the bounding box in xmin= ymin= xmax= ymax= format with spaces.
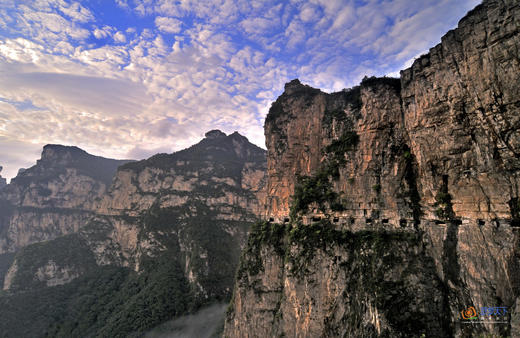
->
xmin=0 ymin=130 xmax=266 ymax=337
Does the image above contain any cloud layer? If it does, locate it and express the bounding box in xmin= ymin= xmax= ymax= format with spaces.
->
xmin=0 ymin=0 xmax=481 ymax=180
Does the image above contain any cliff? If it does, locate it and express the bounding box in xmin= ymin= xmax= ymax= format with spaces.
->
xmin=0 ymin=131 xmax=267 ymax=337
xmin=0 ymin=145 xmax=132 ymax=254
xmin=225 ymin=0 xmax=520 ymax=336
xmin=0 ymin=166 xmax=6 ymax=190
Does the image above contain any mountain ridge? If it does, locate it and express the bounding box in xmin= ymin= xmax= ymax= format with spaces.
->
xmin=0 ymin=129 xmax=267 ymax=337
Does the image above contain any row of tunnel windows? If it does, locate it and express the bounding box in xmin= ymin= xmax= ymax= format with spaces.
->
xmin=266 ymin=217 xmax=518 ymax=228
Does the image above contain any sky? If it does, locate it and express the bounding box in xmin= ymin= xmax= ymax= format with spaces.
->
xmin=0 ymin=0 xmax=481 ymax=181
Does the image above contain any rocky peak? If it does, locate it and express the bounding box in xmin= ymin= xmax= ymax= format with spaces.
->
xmin=13 ymin=144 xmax=133 ymax=187
xmin=0 ymin=146 xmax=133 ymax=253
xmin=40 ymin=144 xmax=88 ymax=163
xmin=229 ymin=131 xmax=248 ymax=141
xmin=283 ymin=79 xmax=321 ymax=96
xmin=205 ymin=129 xmax=227 ymax=139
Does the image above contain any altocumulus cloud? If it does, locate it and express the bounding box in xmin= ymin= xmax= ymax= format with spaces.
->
xmin=0 ymin=0 xmax=480 ymax=180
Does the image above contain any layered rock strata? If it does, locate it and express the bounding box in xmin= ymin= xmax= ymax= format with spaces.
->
xmin=226 ymin=0 xmax=520 ymax=336
xmin=0 ymin=145 xmax=131 ymax=254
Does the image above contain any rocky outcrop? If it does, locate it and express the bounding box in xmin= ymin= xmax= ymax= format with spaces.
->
xmin=264 ymin=77 xmax=413 ymax=226
xmin=0 ymin=166 xmax=6 ymax=190
xmin=226 ymin=0 xmax=520 ymax=337
xmin=81 ymin=131 xmax=266 ymax=293
xmin=2 ymin=234 xmax=97 ymax=291
xmin=0 ymin=145 xmax=131 ymax=253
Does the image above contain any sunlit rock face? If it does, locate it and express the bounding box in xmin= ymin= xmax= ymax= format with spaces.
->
xmin=2 ymin=131 xmax=267 ymax=302
xmin=0 ymin=145 xmax=131 ymax=254
xmin=226 ymin=0 xmax=520 ymax=337
xmin=0 ymin=131 xmax=267 ymax=336
xmin=86 ymin=130 xmax=267 ymax=277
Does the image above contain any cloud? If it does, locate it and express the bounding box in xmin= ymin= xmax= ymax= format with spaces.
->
xmin=155 ymin=16 xmax=182 ymax=34
xmin=0 ymin=0 xmax=484 ymax=180
xmin=93 ymin=26 xmax=113 ymax=39
xmin=59 ymin=2 xmax=94 ymax=23
xmin=113 ymin=31 xmax=126 ymax=43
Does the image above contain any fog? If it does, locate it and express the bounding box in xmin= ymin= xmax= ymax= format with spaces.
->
xmin=145 ymin=303 xmax=227 ymax=338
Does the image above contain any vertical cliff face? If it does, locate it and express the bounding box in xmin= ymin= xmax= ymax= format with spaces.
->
xmin=0 ymin=131 xmax=267 ymax=337
xmin=226 ymin=0 xmax=520 ymax=336
xmin=400 ymin=0 xmax=520 ymax=222
xmin=265 ymin=77 xmax=417 ymax=227
xmin=79 ymin=130 xmax=267 ymax=289
xmin=0 ymin=145 xmax=132 ymax=254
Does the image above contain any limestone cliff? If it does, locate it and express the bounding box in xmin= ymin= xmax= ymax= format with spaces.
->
xmin=74 ymin=130 xmax=267 ymax=298
xmin=225 ymin=0 xmax=520 ymax=337
xmin=0 ymin=131 xmax=267 ymax=337
xmin=0 ymin=145 xmax=131 ymax=254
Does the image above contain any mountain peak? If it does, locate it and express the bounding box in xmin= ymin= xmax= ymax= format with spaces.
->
xmin=283 ymin=79 xmax=320 ymax=96
xmin=229 ymin=131 xmax=249 ymax=142
xmin=205 ymin=130 xmax=227 ymax=139
xmin=41 ymin=144 xmax=88 ymax=162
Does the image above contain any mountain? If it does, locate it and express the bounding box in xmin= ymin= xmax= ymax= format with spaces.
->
xmin=0 ymin=145 xmax=132 ymax=255
xmin=0 ymin=130 xmax=266 ymax=337
xmin=225 ymin=0 xmax=520 ymax=337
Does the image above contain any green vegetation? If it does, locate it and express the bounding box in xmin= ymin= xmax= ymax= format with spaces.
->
xmin=237 ymin=221 xmax=287 ymax=279
xmin=0 ymin=258 xmax=191 ymax=338
xmin=324 ymin=131 xmax=359 ymax=163
xmin=9 ymin=234 xmax=97 ymax=292
xmin=434 ymin=176 xmax=454 ymax=220
xmin=238 ymin=220 xmax=421 ymax=278
xmin=0 ymin=127 xmax=266 ymax=337
xmin=401 ymin=146 xmax=423 ymax=224
xmin=290 ymin=172 xmax=343 ymax=220
xmin=290 ymin=127 xmax=359 ymax=220
xmin=0 ymin=202 xmax=251 ymax=336
xmin=0 ymin=252 xmax=15 ymax=285
xmin=343 ymin=86 xmax=362 ymax=111
xmin=236 ymin=219 xmax=449 ymax=336
xmin=361 ymin=76 xmax=401 ymax=92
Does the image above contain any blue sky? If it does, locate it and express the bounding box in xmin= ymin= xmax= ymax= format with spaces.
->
xmin=0 ymin=0 xmax=480 ymax=181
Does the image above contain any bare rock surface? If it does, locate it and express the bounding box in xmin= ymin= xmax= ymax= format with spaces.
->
xmin=225 ymin=0 xmax=520 ymax=337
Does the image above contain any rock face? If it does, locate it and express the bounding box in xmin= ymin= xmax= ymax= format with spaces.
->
xmin=225 ymin=0 xmax=520 ymax=337
xmin=0 ymin=145 xmax=131 ymax=254
xmin=77 ymin=130 xmax=267 ymax=286
xmin=0 ymin=166 xmax=6 ymax=190
xmin=0 ymin=131 xmax=267 ymax=337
